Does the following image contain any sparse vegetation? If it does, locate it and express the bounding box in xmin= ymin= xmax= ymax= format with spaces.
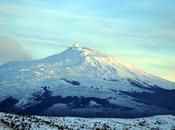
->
xmin=0 ymin=112 xmax=175 ymax=130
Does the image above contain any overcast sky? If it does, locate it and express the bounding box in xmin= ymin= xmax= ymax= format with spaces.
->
xmin=0 ymin=0 xmax=175 ymax=82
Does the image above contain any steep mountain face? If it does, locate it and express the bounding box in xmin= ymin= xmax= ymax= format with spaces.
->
xmin=0 ymin=44 xmax=175 ymax=118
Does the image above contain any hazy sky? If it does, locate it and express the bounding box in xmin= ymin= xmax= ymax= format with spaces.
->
xmin=0 ymin=0 xmax=175 ymax=82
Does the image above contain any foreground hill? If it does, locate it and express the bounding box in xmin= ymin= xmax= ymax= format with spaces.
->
xmin=0 ymin=44 xmax=175 ymax=117
xmin=0 ymin=112 xmax=175 ymax=130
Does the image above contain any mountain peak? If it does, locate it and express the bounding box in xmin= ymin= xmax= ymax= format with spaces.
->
xmin=70 ymin=43 xmax=80 ymax=48
xmin=41 ymin=44 xmax=102 ymax=66
xmin=68 ymin=44 xmax=100 ymax=57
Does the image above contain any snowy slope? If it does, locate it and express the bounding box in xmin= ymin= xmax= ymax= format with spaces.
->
xmin=0 ymin=112 xmax=175 ymax=130
xmin=0 ymin=44 xmax=175 ymax=117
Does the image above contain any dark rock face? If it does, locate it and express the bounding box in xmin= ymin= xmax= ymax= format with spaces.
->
xmin=0 ymin=81 xmax=175 ymax=118
xmin=0 ymin=86 xmax=133 ymax=118
xmin=0 ymin=96 xmax=18 ymax=112
xmin=121 ymin=88 xmax=175 ymax=112
xmin=120 ymin=79 xmax=175 ymax=115
xmin=60 ymin=79 xmax=80 ymax=85
xmin=17 ymin=86 xmax=132 ymax=117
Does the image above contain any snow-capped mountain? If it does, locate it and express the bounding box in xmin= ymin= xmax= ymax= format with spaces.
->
xmin=0 ymin=44 xmax=175 ymax=118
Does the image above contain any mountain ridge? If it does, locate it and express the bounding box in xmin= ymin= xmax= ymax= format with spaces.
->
xmin=2 ymin=44 xmax=173 ymax=84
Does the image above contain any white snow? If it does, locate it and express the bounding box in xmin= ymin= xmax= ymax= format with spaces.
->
xmin=0 ymin=45 xmax=175 ymax=111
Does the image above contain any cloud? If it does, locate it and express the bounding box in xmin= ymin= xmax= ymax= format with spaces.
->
xmin=0 ymin=36 xmax=32 ymax=64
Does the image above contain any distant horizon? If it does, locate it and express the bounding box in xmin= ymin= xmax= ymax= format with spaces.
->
xmin=0 ymin=0 xmax=175 ymax=82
